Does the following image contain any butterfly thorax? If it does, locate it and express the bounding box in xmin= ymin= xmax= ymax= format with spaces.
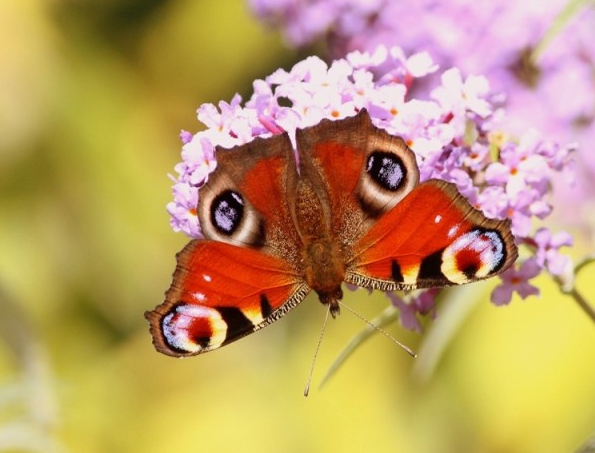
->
xmin=294 ymin=179 xmax=345 ymax=317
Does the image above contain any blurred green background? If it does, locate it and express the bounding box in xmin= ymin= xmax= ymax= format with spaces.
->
xmin=1 ymin=1 xmax=594 ymax=452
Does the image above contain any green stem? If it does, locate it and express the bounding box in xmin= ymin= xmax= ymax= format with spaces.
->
xmin=555 ymin=254 xmax=595 ymax=324
xmin=565 ymin=285 xmax=595 ymax=323
xmin=575 ymin=253 xmax=595 ymax=275
xmin=531 ymin=0 xmax=595 ymax=62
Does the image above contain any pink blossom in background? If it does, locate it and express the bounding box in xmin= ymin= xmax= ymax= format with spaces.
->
xmin=491 ymin=258 xmax=541 ymax=305
xmin=249 ymin=0 xmax=595 ymax=233
xmin=387 ymin=290 xmax=438 ymax=332
xmin=533 ymin=228 xmax=574 ymax=276
xmin=167 ymin=48 xmax=574 ymax=325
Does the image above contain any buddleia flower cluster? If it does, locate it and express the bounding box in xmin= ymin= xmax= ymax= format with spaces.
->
xmin=167 ymin=46 xmax=578 ymax=331
xmin=248 ymin=0 xmax=594 ymax=150
xmin=249 ymin=0 xmax=595 ymax=230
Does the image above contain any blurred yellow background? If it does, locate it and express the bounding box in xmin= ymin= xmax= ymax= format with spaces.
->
xmin=1 ymin=1 xmax=594 ymax=452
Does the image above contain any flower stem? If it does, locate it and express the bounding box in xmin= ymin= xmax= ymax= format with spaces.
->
xmin=565 ymin=285 xmax=595 ymax=323
xmin=555 ymin=254 xmax=595 ymax=324
xmin=531 ymin=0 xmax=595 ymax=62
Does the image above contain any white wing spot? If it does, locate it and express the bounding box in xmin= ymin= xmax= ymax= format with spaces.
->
xmin=203 ymin=274 xmax=212 ymax=282
xmin=447 ymin=225 xmax=459 ymax=238
xmin=434 ymin=214 xmax=442 ymax=224
xmin=192 ymin=292 xmax=206 ymax=302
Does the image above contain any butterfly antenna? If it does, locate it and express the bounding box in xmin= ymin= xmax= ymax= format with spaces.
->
xmin=303 ymin=304 xmax=331 ymax=397
xmin=338 ymin=301 xmax=416 ymax=357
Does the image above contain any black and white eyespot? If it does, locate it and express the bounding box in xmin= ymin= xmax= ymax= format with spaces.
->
xmin=366 ymin=151 xmax=405 ymax=191
xmin=358 ymin=143 xmax=418 ymax=216
xmin=198 ymin=177 xmax=265 ymax=247
xmin=210 ymin=190 xmax=244 ymax=236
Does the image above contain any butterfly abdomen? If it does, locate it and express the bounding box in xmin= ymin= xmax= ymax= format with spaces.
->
xmin=294 ymin=178 xmax=345 ymax=315
xmin=301 ymin=237 xmax=345 ymax=313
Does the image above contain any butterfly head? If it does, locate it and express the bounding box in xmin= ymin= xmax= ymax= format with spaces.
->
xmin=316 ymin=286 xmax=343 ymax=318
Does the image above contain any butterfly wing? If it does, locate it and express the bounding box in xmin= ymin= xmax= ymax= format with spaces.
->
xmin=146 ymin=240 xmax=309 ymax=357
xmin=147 ymin=131 xmax=310 ymax=357
xmin=346 ymin=179 xmax=518 ymax=290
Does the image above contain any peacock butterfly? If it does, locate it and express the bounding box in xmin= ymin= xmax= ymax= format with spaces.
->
xmin=145 ymin=109 xmax=518 ymax=357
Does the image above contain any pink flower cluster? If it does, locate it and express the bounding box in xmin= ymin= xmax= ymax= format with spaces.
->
xmin=249 ymin=0 xmax=595 ymax=227
xmin=167 ymin=47 xmax=574 ymax=329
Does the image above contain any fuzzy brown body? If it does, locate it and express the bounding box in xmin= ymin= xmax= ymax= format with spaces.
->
xmin=294 ymin=178 xmax=346 ymax=315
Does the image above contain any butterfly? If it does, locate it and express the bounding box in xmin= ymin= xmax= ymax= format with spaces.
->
xmin=145 ymin=109 xmax=518 ymax=357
